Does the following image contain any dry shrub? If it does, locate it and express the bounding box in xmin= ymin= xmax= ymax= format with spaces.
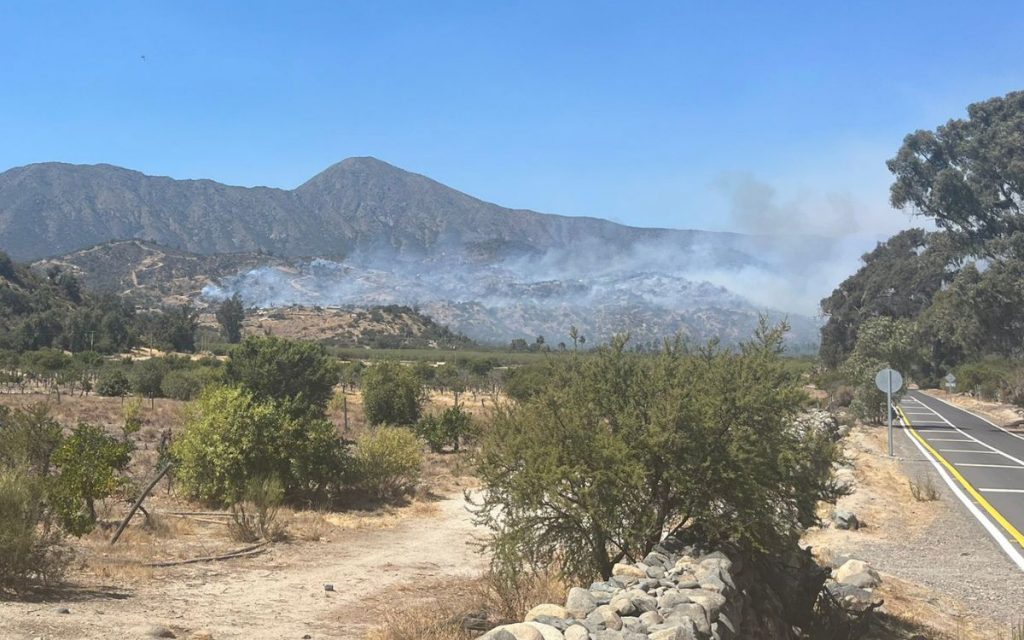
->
xmin=908 ymin=474 xmax=939 ymax=502
xmin=478 ymin=566 xmax=567 ymax=621
xmin=366 ymin=568 xmax=566 ymax=640
xmin=228 ymin=476 xmax=288 ymax=542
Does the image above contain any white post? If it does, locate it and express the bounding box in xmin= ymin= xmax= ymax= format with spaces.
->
xmin=887 ymin=369 xmax=894 ymax=457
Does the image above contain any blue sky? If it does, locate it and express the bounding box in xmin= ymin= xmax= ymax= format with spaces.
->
xmin=2 ymin=1 xmax=1023 ymax=238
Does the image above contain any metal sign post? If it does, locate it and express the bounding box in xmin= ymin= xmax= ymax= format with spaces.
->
xmin=875 ymin=368 xmax=904 ymax=457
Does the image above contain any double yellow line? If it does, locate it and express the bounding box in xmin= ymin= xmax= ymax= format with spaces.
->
xmin=895 ymin=405 xmax=1024 ymax=548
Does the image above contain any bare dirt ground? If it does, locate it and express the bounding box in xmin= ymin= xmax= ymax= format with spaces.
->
xmin=0 ymin=492 xmax=487 ymax=640
xmin=0 ymin=390 xmax=491 ymax=640
xmin=804 ymin=421 xmax=1024 ymax=639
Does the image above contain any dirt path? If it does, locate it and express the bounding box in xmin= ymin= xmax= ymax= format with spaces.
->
xmin=0 ymin=494 xmax=488 ymax=640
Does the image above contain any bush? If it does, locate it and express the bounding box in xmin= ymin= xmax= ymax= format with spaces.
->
xmin=96 ymin=368 xmax=131 ymax=397
xmin=0 ymin=468 xmax=70 ymax=590
xmin=908 ymin=474 xmax=940 ymax=502
xmin=224 ymin=336 xmax=339 ymax=419
xmin=172 ymin=386 xmax=347 ymax=505
xmin=473 ymin=324 xmax=844 ymax=581
xmin=160 ymin=368 xmax=206 ymax=401
xmin=415 ymin=404 xmax=474 ymax=453
xmin=362 ymin=362 xmax=425 ymax=426
xmin=352 ymin=426 xmax=422 ymax=501
xmin=228 ymin=475 xmax=287 ymax=542
xmin=50 ymin=423 xmax=132 ymax=535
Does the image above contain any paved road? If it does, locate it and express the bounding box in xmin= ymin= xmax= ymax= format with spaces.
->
xmin=896 ymin=390 xmax=1024 ymax=571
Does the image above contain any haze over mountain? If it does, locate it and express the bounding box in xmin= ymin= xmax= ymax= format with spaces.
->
xmin=5 ymin=157 xmax=828 ymax=347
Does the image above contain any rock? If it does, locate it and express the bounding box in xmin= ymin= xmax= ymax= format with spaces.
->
xmin=526 ymin=604 xmax=571 ymax=622
xmin=833 ymin=509 xmax=860 ymax=530
xmin=54 ymin=607 xmax=70 ymax=614
xmin=639 ymin=610 xmax=664 ymax=627
xmin=524 ymin=621 xmax=566 ymax=640
xmin=835 ymin=559 xmax=880 ymax=587
xmin=625 ymin=588 xmax=657 ymax=613
xmin=586 ymin=605 xmax=623 ymax=631
xmin=566 ymin=587 xmax=598 ymax=618
xmin=533 ymin=615 xmax=572 ymax=631
xmin=842 ymin=571 xmax=881 ymax=589
xmin=649 ymin=619 xmax=698 ymax=640
xmin=563 ymin=625 xmax=589 ymax=640
xmin=141 ymin=626 xmax=176 ymax=639
xmin=612 ymin=563 xmax=646 ymax=579
xmin=682 ymin=589 xmax=727 ymax=620
xmin=482 ymin=624 xmax=544 ymax=640
xmin=664 ymin=603 xmax=710 ymax=636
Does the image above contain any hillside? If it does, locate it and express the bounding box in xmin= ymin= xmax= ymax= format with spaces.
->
xmin=0 ymin=157 xmax=757 ymax=265
xmin=34 ymin=239 xmax=292 ymax=307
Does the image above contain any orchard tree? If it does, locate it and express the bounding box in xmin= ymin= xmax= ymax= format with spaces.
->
xmin=224 ymin=337 xmax=339 ymax=419
xmin=50 ymin=424 xmax=132 ymax=535
xmin=361 ymin=362 xmax=424 ymax=426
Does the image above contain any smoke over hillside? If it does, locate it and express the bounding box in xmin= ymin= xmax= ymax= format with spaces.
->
xmin=201 ymin=239 xmax=830 ymax=347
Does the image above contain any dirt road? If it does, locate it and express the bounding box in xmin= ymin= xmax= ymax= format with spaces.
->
xmin=0 ymin=494 xmax=487 ymax=640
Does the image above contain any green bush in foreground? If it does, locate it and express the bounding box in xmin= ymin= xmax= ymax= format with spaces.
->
xmin=50 ymin=423 xmax=132 ymax=535
xmin=361 ymin=362 xmax=425 ymax=426
xmin=0 ymin=468 xmax=70 ymax=590
xmin=473 ymin=322 xmax=844 ymax=581
xmin=172 ymin=386 xmax=347 ymax=505
xmin=352 ymin=426 xmax=422 ymax=501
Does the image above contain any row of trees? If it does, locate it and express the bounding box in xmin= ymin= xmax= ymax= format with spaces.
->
xmin=822 ymin=90 xmax=1024 ymax=409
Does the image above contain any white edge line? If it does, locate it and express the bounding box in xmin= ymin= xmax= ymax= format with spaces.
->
xmin=899 ymin=412 xmax=1024 ymax=572
xmin=979 ymin=488 xmax=1024 ymax=493
xmin=907 ymin=396 xmax=1024 ymax=466
xmin=923 ymin=391 xmax=1024 ymax=443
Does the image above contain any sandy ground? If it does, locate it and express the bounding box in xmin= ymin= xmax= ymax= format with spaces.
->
xmin=0 ymin=493 xmax=487 ymax=640
xmin=804 ymin=422 xmax=1023 ymax=639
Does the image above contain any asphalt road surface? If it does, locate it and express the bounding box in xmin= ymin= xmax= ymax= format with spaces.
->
xmin=896 ymin=390 xmax=1024 ymax=571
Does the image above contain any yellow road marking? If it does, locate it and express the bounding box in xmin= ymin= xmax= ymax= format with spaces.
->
xmin=896 ymin=405 xmax=1024 ymax=548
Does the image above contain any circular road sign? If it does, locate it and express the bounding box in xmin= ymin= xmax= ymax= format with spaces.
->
xmin=875 ymin=368 xmax=904 ymax=394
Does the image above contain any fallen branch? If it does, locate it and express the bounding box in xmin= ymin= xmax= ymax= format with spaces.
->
xmin=110 ymin=463 xmax=172 ymax=545
xmin=143 ymin=541 xmax=271 ymax=567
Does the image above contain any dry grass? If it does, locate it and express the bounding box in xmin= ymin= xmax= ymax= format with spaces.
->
xmin=908 ymin=474 xmax=939 ymax=502
xmin=364 ymin=569 xmax=566 ymax=640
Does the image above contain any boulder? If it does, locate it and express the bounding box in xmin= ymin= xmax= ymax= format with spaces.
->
xmin=566 ymin=587 xmax=599 ymax=618
xmin=834 ymin=559 xmax=880 ymax=587
xmin=833 ymin=509 xmax=860 ymax=530
xmin=563 ymin=625 xmax=589 ymax=640
xmin=482 ymin=623 xmax=545 ymax=640
xmin=526 ymin=604 xmax=571 ymax=622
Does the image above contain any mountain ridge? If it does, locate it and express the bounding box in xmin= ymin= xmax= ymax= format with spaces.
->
xmin=0 ymin=157 xmax=755 ymax=263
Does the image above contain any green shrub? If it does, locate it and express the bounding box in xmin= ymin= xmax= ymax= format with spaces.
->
xmin=0 ymin=468 xmax=70 ymax=590
xmin=160 ymin=368 xmax=205 ymax=401
xmin=96 ymin=368 xmax=131 ymax=397
xmin=172 ymin=386 xmax=347 ymax=505
xmin=362 ymin=362 xmax=424 ymax=426
xmin=473 ymin=324 xmax=844 ymax=581
xmin=224 ymin=336 xmax=339 ymax=419
xmin=50 ymin=423 xmax=132 ymax=535
xmin=415 ymin=404 xmax=474 ymax=453
xmin=353 ymin=426 xmax=422 ymax=501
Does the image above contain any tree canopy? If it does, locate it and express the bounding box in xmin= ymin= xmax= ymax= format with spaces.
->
xmin=888 ymin=90 xmax=1024 ymax=244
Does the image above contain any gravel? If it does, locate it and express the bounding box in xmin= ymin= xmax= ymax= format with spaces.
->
xmin=841 ymin=429 xmax=1024 ymax=626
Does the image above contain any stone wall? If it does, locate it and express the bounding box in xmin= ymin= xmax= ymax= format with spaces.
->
xmin=479 ymin=535 xmax=823 ymax=640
